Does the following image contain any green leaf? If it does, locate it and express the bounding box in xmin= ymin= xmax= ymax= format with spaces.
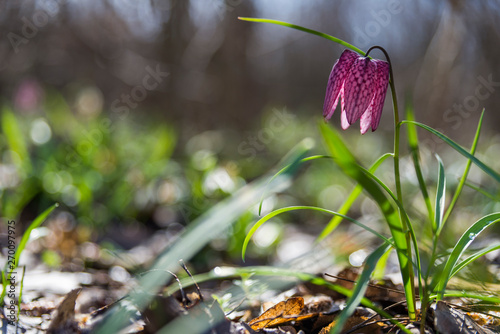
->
xmin=238 ymin=17 xmax=366 ymax=55
xmin=406 ymin=104 xmax=433 ymax=223
xmin=434 ymin=154 xmax=446 ymax=235
xmin=464 ymin=181 xmax=500 ymax=202
xmin=450 ymin=243 xmax=500 ymax=279
xmin=11 ymin=204 xmax=59 ymax=274
xmin=372 ymin=247 xmax=392 ymax=280
xmin=435 ymin=212 xmax=500 ymax=299
xmin=401 ymin=120 xmax=500 ymax=183
xmin=319 ymin=123 xmax=416 ymax=320
xmin=1 ymin=203 xmax=58 ymax=305
xmin=437 ymin=291 xmax=500 ymax=304
xmin=443 ymin=109 xmax=484 ymax=224
xmin=356 ymin=166 xmax=422 ymax=289
xmin=258 ymin=154 xmax=329 ymax=216
xmin=318 ymin=153 xmax=393 ymax=241
xmin=1 ymin=106 xmax=30 ymax=172
xmin=330 ymin=241 xmax=394 ymax=334
xmin=242 ymin=206 xmax=394 ymax=261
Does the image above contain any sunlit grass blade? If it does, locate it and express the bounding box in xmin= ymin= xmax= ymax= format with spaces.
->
xmin=406 ymin=104 xmax=434 ymax=224
xmin=434 ymin=155 xmax=446 ymax=235
xmin=163 ymin=266 xmax=411 ymax=334
xmin=258 ymin=153 xmax=329 ymax=215
xmin=438 ymin=291 xmax=500 ymax=304
xmin=443 ymin=109 xmax=484 ymax=225
xmin=242 ymin=206 xmax=394 ymax=261
xmin=318 ymin=152 xmax=393 ymax=241
xmin=238 ymin=17 xmax=365 ymax=55
xmin=93 ymin=144 xmax=311 ymax=333
xmin=11 ymin=203 xmax=59 ymax=274
xmin=18 ymin=266 xmax=26 ymax=321
xmin=1 ymin=106 xmax=30 ymax=172
xmin=435 ymin=213 xmax=500 ymax=300
xmin=319 ymin=122 xmax=416 ymax=320
xmin=356 ymin=166 xmax=423 ymax=296
xmin=450 ymin=243 xmax=500 ymax=279
xmin=372 ymin=246 xmax=392 ymax=280
xmin=401 ymin=120 xmax=500 ymax=183
xmin=1 ymin=203 xmax=58 ymax=305
xmin=330 ymin=241 xmax=393 ymax=334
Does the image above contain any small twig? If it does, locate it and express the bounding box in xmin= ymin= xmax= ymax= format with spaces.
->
xmin=179 ymin=259 xmax=203 ymax=302
xmin=225 ymin=297 xmax=247 ymax=317
xmin=342 ymin=300 xmax=410 ymax=334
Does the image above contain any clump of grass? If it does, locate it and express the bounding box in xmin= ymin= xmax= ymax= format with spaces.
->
xmin=239 ymin=17 xmax=500 ymax=333
xmin=1 ymin=203 xmax=58 ymax=322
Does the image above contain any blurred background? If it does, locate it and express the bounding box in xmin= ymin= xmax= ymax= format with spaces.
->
xmin=1 ymin=0 xmax=500 ymax=272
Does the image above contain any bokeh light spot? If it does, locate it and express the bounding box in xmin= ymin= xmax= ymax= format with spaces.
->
xmin=30 ymin=118 xmax=52 ymax=145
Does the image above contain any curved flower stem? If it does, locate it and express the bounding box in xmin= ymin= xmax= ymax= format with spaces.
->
xmin=366 ymin=46 xmax=417 ymax=321
xmin=238 ymin=17 xmax=367 ymax=56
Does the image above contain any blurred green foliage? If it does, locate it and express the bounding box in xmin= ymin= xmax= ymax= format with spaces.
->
xmin=2 ymin=85 xmax=500 ymax=271
xmin=1 ymin=91 xmax=178 ymax=229
xmin=1 ymin=87 xmax=328 ymax=265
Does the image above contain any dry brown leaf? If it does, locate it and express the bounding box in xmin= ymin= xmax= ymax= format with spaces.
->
xmin=47 ymin=288 xmax=82 ymax=334
xmin=434 ymin=301 xmax=496 ymax=334
xmin=248 ymin=296 xmax=305 ymax=330
xmin=318 ymin=308 xmax=383 ymax=334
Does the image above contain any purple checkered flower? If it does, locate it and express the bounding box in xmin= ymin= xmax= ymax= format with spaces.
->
xmin=323 ymin=49 xmax=390 ymax=134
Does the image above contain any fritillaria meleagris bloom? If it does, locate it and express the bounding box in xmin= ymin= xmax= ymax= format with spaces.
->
xmin=323 ymin=49 xmax=390 ymax=134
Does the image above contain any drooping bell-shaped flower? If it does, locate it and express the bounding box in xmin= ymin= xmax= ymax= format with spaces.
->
xmin=323 ymin=49 xmax=390 ymax=134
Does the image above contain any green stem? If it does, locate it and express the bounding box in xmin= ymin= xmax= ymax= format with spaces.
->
xmin=392 ymin=79 xmax=417 ymax=322
xmin=367 ymin=46 xmax=416 ymax=321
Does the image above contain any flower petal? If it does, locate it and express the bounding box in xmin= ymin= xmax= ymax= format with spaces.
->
xmin=340 ymin=87 xmax=350 ymax=129
xmin=367 ymin=60 xmax=390 ymax=131
xmin=344 ymin=57 xmax=377 ymax=125
xmin=360 ymin=107 xmax=372 ymax=134
xmin=323 ymin=50 xmax=358 ymax=120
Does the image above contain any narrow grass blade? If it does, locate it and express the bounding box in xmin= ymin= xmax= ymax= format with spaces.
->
xmin=1 ymin=203 xmax=58 ymax=305
xmin=434 ymin=154 xmax=446 ymax=235
xmin=319 ymin=123 xmax=416 ymax=320
xmin=11 ymin=204 xmax=59 ymax=274
xmin=238 ymin=17 xmax=366 ymax=56
xmin=435 ymin=213 xmax=500 ymax=300
xmin=1 ymin=107 xmax=30 ymax=172
xmin=93 ymin=144 xmax=311 ymax=334
xmin=317 ymin=152 xmax=393 ymax=241
xmin=330 ymin=241 xmax=393 ymax=334
xmin=464 ymin=181 xmax=500 ymax=202
xmin=438 ymin=291 xmax=500 ymax=304
xmin=372 ymin=246 xmax=392 ymax=280
xmin=443 ymin=109 xmax=484 ymax=225
xmin=356 ymin=166 xmax=423 ymax=294
xmin=450 ymin=243 xmax=500 ymax=279
xmin=242 ymin=206 xmax=394 ymax=261
xmin=18 ymin=266 xmax=26 ymax=320
xmin=258 ymin=154 xmax=330 ymax=215
xmin=406 ymin=104 xmax=434 ymax=223
xmin=401 ymin=120 xmax=500 ymax=183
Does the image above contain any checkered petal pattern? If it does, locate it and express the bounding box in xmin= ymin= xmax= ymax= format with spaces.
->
xmin=323 ymin=49 xmax=390 ymax=134
xmin=323 ymin=50 xmax=358 ymax=121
